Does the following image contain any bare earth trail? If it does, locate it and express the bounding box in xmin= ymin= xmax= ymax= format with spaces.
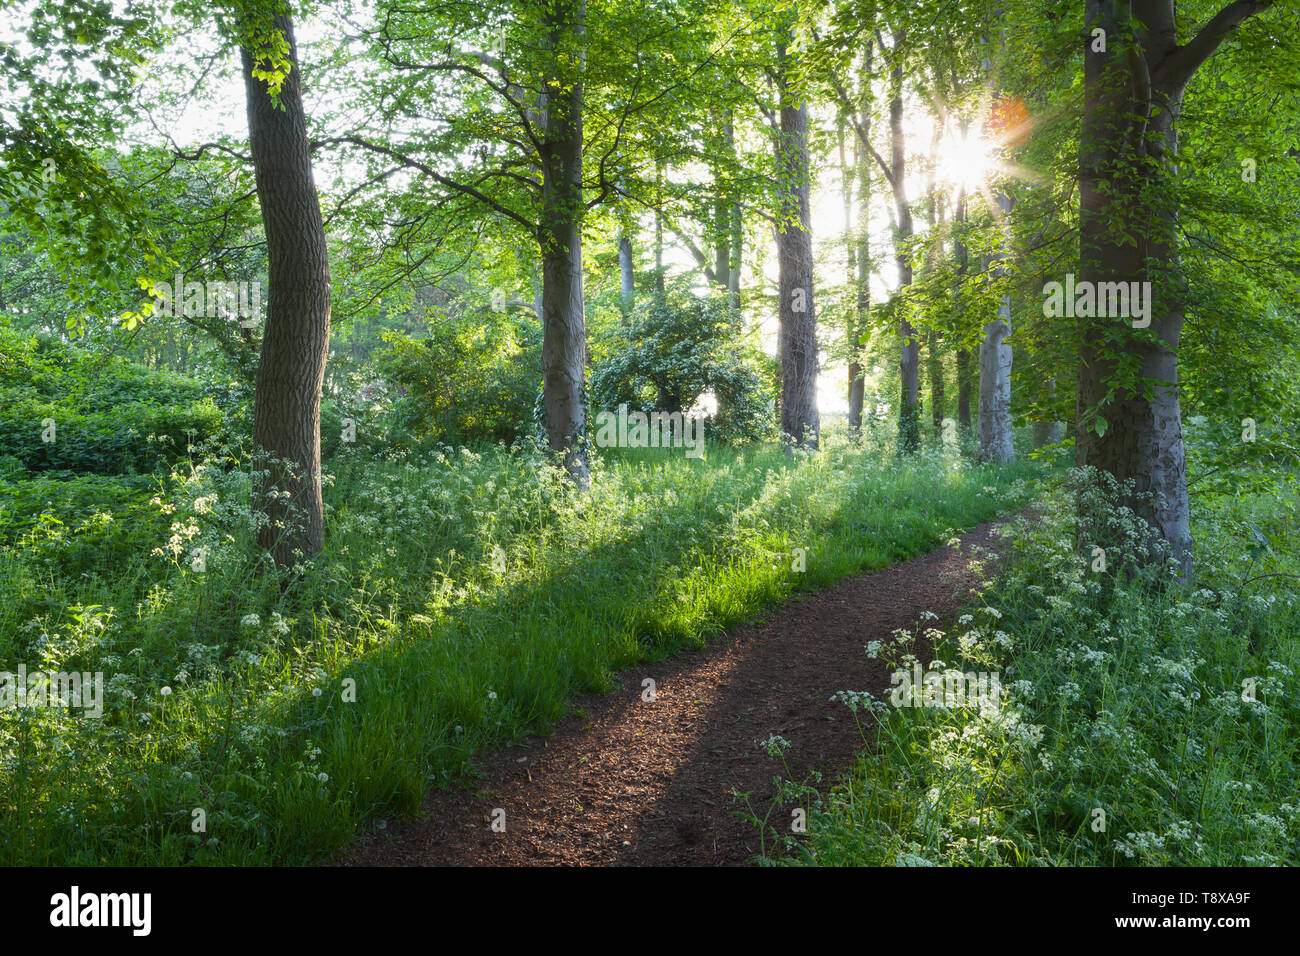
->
xmin=345 ymin=516 xmax=1015 ymax=866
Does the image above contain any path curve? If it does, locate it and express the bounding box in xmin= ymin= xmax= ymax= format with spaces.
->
xmin=344 ymin=516 xmax=1012 ymax=866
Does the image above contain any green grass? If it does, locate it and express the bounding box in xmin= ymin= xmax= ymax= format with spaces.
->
xmin=0 ymin=427 xmax=1042 ymax=864
xmin=758 ymin=469 xmax=1300 ymax=866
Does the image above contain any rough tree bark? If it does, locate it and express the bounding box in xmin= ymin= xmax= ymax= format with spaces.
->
xmin=1077 ymin=0 xmax=1272 ymax=572
xmin=241 ymin=11 xmax=332 ymax=570
xmin=774 ymin=29 xmax=819 ymax=449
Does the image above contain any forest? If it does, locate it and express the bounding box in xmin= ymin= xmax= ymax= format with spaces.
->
xmin=1 ymin=0 xmax=1298 ymax=875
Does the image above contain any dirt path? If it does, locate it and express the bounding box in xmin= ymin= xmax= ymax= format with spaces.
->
xmin=344 ymin=517 xmax=1013 ymax=866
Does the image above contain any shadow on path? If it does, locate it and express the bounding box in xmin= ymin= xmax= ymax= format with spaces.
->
xmin=343 ymin=515 xmax=1015 ymax=866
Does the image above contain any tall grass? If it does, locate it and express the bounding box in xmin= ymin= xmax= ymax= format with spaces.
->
xmin=0 ymin=429 xmax=1041 ymax=864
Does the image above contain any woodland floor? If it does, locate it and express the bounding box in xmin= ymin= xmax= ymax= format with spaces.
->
xmin=343 ymin=516 xmax=1016 ymax=867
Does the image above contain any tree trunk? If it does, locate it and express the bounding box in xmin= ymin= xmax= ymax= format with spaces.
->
xmin=977 ymin=191 xmax=1014 ymax=463
xmin=1032 ymin=376 xmax=1062 ymax=446
xmin=848 ymin=49 xmax=872 ymax=434
xmin=956 ymin=348 xmax=972 ymax=431
xmin=539 ymin=0 xmax=588 ymax=484
xmin=1076 ymin=0 xmax=1267 ymax=572
xmin=1032 ymin=420 xmax=1062 ymax=447
xmin=953 ymin=182 xmax=972 ymax=434
xmin=618 ymin=232 xmax=634 ymax=314
xmin=840 ymin=120 xmax=865 ymax=433
xmin=775 ymin=32 xmax=819 ymax=448
xmin=977 ymin=320 xmax=1014 ymax=462
xmin=709 ymin=110 xmax=735 ymax=296
xmin=713 ymin=200 xmax=730 ymax=294
xmin=882 ymin=44 xmax=919 ymax=453
xmin=927 ymin=329 xmax=945 ymax=435
xmin=242 ymin=12 xmax=331 ymax=570
xmin=653 ymin=162 xmax=665 ymax=293
xmin=726 ymin=106 xmax=743 ymax=309
xmin=727 ymin=202 xmax=742 ymax=308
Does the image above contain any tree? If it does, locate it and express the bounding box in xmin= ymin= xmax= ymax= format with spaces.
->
xmin=774 ymin=18 xmax=820 ymax=449
xmin=324 ymin=0 xmax=729 ymax=483
xmin=237 ymin=5 xmax=333 ymax=569
xmin=1076 ymin=0 xmax=1277 ymax=572
xmin=976 ymin=19 xmax=1015 ymax=464
xmin=536 ymin=0 xmax=589 ymax=483
xmin=978 ymin=192 xmax=1014 ymax=462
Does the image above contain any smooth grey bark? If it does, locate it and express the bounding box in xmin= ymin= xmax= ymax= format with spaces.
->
xmin=618 ymin=232 xmax=634 ymax=312
xmin=539 ymin=0 xmax=588 ymax=484
xmin=974 ymin=22 xmax=1015 ymax=465
xmin=977 ymin=316 xmax=1014 ymax=463
xmin=241 ymin=12 xmax=331 ymax=569
xmin=1033 ymin=420 xmax=1063 ymax=447
xmin=1076 ymin=0 xmax=1271 ymax=572
xmin=880 ymin=41 xmax=920 ymax=451
xmin=977 ymin=190 xmax=1015 ymax=463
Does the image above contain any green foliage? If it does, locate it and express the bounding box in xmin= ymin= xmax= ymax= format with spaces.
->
xmin=896 ymin=397 xmax=921 ymax=455
xmin=0 ymin=429 xmax=1040 ymax=864
xmin=590 ymin=289 xmax=775 ymax=444
xmin=763 ymin=470 xmax=1300 ymax=867
xmin=375 ymin=310 xmax=542 ymax=446
xmin=0 ymin=327 xmax=221 ymax=474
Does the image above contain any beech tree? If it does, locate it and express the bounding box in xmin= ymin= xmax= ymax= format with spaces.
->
xmin=322 ymin=0 xmax=730 ymax=483
xmin=1076 ymin=0 xmax=1277 ymax=571
xmin=773 ymin=17 xmax=820 ymax=448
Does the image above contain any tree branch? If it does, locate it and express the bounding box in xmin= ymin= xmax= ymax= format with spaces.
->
xmin=1155 ymin=1 xmax=1275 ymax=89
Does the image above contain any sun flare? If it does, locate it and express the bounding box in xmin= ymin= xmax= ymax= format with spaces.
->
xmin=936 ymin=131 xmax=1000 ymax=193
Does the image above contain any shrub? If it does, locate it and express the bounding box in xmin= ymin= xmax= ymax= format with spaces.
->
xmin=0 ymin=327 xmax=220 ymax=475
xmin=376 ymin=311 xmax=542 ymax=446
xmin=589 ymin=289 xmax=775 ymax=445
